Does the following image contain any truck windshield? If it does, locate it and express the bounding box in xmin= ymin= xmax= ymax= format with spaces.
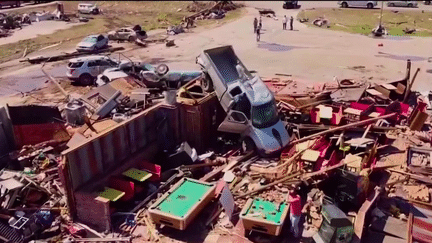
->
xmin=251 ymin=101 xmax=279 ymax=129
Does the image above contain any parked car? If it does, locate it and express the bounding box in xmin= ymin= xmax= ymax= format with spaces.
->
xmin=76 ymin=34 xmax=108 ymax=52
xmin=107 ymin=27 xmax=147 ymax=42
xmin=282 ymin=1 xmax=299 ymax=9
xmin=338 ymin=1 xmax=378 ymax=8
xmin=77 ymin=3 xmax=99 ymax=14
xmin=67 ymin=55 xmax=119 ymax=85
xmin=0 ymin=1 xmax=21 ymax=8
xmin=387 ymin=1 xmax=418 ymax=7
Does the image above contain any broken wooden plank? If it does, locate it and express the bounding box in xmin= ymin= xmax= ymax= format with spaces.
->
xmin=235 ymin=171 xmax=302 ymax=199
xmin=353 ymin=187 xmax=382 ymax=243
xmin=289 ymin=113 xmax=397 ymax=146
xmin=388 ymin=169 xmax=432 ymax=185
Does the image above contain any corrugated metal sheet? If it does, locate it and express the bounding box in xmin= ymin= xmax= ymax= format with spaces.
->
xmin=62 ymin=104 xmax=178 ymax=191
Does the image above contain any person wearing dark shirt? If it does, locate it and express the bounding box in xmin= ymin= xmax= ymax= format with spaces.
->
xmin=253 ymin=17 xmax=258 ymax=33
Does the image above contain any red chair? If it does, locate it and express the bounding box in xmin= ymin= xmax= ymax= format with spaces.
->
xmin=108 ymin=177 xmax=135 ymax=201
xmin=137 ymin=161 xmax=161 ymax=182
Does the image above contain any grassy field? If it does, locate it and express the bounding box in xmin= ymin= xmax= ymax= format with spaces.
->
xmin=297 ymin=8 xmax=432 ymax=36
xmin=0 ymin=1 xmax=244 ymax=63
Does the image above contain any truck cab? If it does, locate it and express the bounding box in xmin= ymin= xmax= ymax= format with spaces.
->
xmin=196 ymin=46 xmax=290 ymax=157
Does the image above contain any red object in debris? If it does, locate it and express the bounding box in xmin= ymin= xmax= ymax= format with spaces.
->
xmin=108 ymin=177 xmax=134 ymax=201
xmin=67 ymin=224 xmax=86 ymax=238
xmin=378 ymin=43 xmax=383 ymax=47
xmin=137 ymin=160 xmax=161 ymax=181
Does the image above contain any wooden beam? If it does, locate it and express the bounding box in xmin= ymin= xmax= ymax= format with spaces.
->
xmin=288 ymin=113 xmax=397 ymax=146
xmin=235 ymin=171 xmax=302 ymax=199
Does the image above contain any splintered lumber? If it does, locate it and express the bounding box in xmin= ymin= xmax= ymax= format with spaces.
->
xmin=234 ymin=171 xmax=302 ymax=199
xmin=250 ymin=148 xmax=308 ymax=179
xmin=288 ymin=113 xmax=397 ymax=146
xmin=200 ymin=151 xmax=254 ymax=182
xmin=388 ymin=169 xmax=432 ymax=185
xmin=352 ymin=187 xmax=382 ymax=243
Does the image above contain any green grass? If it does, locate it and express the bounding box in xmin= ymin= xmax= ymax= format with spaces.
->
xmin=297 ymin=8 xmax=432 ymax=37
xmin=0 ymin=1 xmax=245 ymax=64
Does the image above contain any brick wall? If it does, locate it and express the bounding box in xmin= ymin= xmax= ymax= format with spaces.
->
xmin=74 ymin=191 xmax=111 ymax=232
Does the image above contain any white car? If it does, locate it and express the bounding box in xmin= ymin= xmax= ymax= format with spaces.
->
xmin=338 ymin=1 xmax=378 ymax=8
xmin=107 ymin=27 xmax=147 ymax=42
xmin=76 ymin=34 xmax=108 ymax=52
xmin=387 ymin=1 xmax=418 ymax=7
xmin=77 ymin=3 xmax=99 ymax=14
xmin=66 ymin=55 xmax=119 ymax=85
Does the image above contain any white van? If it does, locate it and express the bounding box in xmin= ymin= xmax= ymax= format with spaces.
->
xmin=338 ymin=1 xmax=378 ymax=8
xmin=77 ymin=3 xmax=99 ymax=14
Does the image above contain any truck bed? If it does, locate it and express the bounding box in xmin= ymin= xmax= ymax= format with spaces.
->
xmin=205 ymin=47 xmax=241 ymax=84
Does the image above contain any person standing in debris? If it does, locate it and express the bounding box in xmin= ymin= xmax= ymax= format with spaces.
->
xmin=287 ymin=184 xmax=302 ymax=238
xmin=283 ymin=15 xmax=287 ymax=30
xmin=253 ymin=17 xmax=258 ymax=33
xmin=290 ymin=16 xmax=294 ymax=30
xmin=256 ymin=25 xmax=261 ymax=42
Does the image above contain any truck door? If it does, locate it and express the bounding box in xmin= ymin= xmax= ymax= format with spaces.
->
xmin=218 ymin=110 xmax=249 ymax=134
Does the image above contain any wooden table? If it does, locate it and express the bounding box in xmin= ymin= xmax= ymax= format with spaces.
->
xmin=122 ymin=168 xmax=152 ymax=182
xmin=98 ymin=187 xmax=125 ymax=202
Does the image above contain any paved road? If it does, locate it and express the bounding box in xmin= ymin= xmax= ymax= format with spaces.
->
xmin=0 ymin=1 xmax=56 ymax=13
xmin=1 ymin=1 xmax=432 ymax=100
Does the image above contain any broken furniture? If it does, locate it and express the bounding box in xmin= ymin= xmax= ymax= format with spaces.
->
xmin=310 ymin=105 xmax=343 ymax=125
xmin=148 ymin=177 xmax=215 ymax=230
xmin=240 ymin=198 xmax=289 ymax=236
xmin=0 ymin=178 xmax=24 ymax=209
xmin=313 ymin=203 xmax=354 ymax=243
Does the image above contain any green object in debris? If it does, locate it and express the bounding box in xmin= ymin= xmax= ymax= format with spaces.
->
xmin=122 ymin=168 xmax=152 ymax=182
xmin=243 ymin=198 xmax=287 ymax=224
xmin=156 ymin=179 xmax=213 ymax=217
xmin=98 ymin=187 xmax=125 ymax=202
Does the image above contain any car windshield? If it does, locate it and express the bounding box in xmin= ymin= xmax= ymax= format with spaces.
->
xmin=83 ymin=37 xmax=97 ymax=43
xmin=251 ymin=100 xmax=280 ymax=129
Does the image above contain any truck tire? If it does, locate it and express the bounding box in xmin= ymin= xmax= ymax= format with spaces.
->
xmin=408 ymin=3 xmax=413 ymax=7
xmin=341 ymin=2 xmax=348 ymax=8
xmin=367 ymin=3 xmax=373 ymax=9
xmin=241 ymin=137 xmax=256 ymax=154
xmin=156 ymin=64 xmax=169 ymax=76
xmin=79 ymin=73 xmax=94 ymax=86
xmin=201 ymin=72 xmax=214 ymax=92
xmin=426 ymin=1 xmax=431 ymax=5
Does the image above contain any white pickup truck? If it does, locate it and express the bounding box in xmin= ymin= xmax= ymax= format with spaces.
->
xmin=196 ymin=45 xmax=290 ymax=157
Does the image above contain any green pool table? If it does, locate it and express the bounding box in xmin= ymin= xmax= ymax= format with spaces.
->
xmin=148 ymin=178 xmax=216 ymax=230
xmin=240 ymin=198 xmax=290 ymax=236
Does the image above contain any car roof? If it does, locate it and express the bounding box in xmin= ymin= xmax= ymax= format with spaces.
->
xmin=69 ymin=55 xmax=111 ymax=62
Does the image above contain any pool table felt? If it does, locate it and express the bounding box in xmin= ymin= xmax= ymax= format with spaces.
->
xmin=155 ymin=179 xmax=213 ymax=217
xmin=242 ymin=198 xmax=287 ymax=224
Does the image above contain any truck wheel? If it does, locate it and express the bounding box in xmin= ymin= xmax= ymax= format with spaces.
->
xmin=426 ymin=1 xmax=431 ymax=5
xmin=341 ymin=2 xmax=348 ymax=8
xmin=156 ymin=64 xmax=169 ymax=76
xmin=367 ymin=3 xmax=373 ymax=8
xmin=79 ymin=73 xmax=94 ymax=86
xmin=128 ymin=36 xmax=135 ymax=42
xmin=241 ymin=137 xmax=256 ymax=154
xmin=408 ymin=3 xmax=413 ymax=7
xmin=201 ymin=72 xmax=214 ymax=92
xmin=388 ymin=3 xmax=395 ymax=6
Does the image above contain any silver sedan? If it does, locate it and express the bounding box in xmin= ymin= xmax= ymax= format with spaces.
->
xmin=387 ymin=1 xmax=418 ymax=7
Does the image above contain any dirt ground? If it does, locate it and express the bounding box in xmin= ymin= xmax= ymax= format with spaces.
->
xmin=1 ymin=1 xmax=432 ymax=107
